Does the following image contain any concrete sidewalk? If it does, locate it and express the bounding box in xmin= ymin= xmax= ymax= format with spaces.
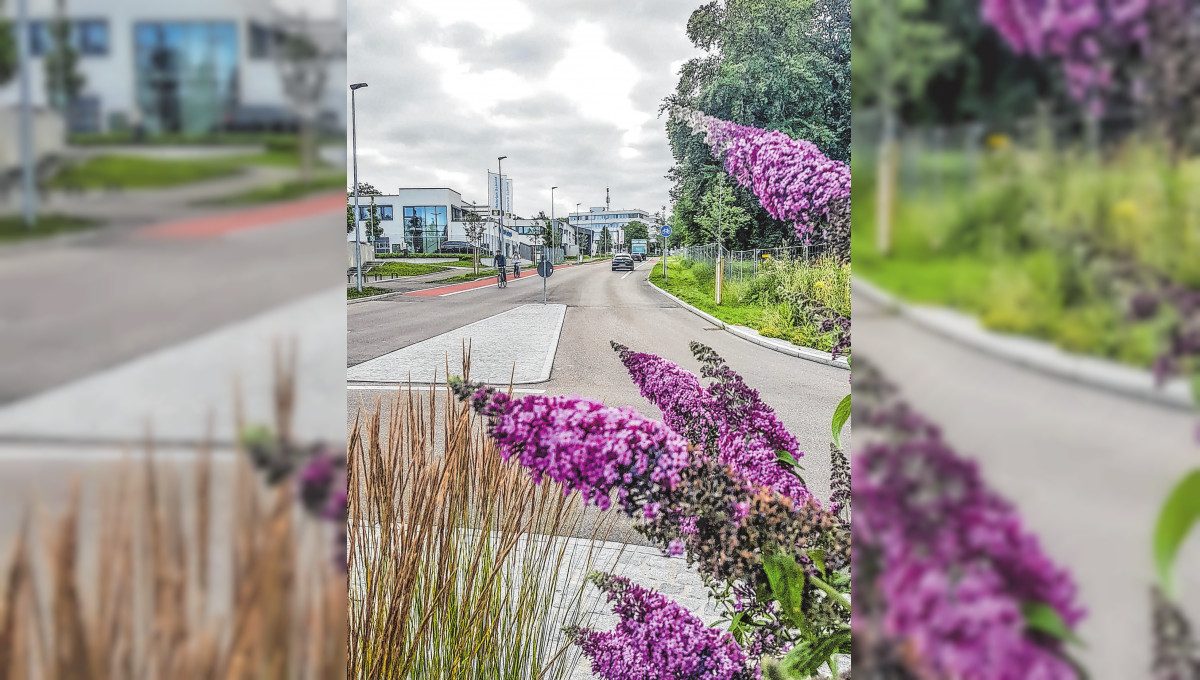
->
xmin=0 ymin=286 xmax=346 ymax=448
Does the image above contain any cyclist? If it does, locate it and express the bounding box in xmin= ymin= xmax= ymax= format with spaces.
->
xmin=494 ymin=251 xmax=507 ymax=288
xmin=512 ymin=257 xmax=521 ymax=279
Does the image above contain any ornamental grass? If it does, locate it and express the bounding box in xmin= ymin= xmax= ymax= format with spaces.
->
xmin=347 ymin=352 xmax=617 ymax=680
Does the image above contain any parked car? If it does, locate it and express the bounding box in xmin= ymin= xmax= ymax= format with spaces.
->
xmin=220 ymin=105 xmax=300 ymax=133
xmin=611 ymin=253 xmax=635 ymax=271
xmin=436 ymin=241 xmax=473 ymax=254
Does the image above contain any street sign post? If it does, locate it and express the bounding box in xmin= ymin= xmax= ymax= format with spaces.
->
xmin=537 ymin=259 xmax=553 ymax=305
xmin=659 ymin=225 xmax=672 ymax=283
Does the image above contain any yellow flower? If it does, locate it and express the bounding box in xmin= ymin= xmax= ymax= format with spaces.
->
xmin=814 ymin=280 xmax=828 ymax=291
xmin=986 ymin=133 xmax=1011 ymax=150
xmin=1111 ymin=199 xmax=1138 ymax=221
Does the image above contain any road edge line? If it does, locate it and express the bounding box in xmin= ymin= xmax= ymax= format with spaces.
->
xmin=535 ymin=303 xmax=568 ymax=383
xmin=647 ymin=274 xmax=849 ymax=370
xmin=852 ymin=275 xmax=1194 ymax=410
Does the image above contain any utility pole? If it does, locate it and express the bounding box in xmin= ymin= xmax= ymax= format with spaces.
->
xmin=350 ymin=82 xmax=368 ymax=291
xmin=17 ymin=0 xmax=35 ymax=228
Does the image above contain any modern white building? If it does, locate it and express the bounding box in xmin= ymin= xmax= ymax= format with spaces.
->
xmin=0 ymin=0 xmax=346 ymax=135
xmin=568 ymin=206 xmax=657 ymax=253
xmin=349 ymin=187 xmax=538 ymax=259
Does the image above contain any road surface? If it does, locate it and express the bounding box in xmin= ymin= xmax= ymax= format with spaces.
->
xmin=347 ymin=258 xmax=850 ymax=539
xmin=855 ymin=291 xmax=1200 ymax=679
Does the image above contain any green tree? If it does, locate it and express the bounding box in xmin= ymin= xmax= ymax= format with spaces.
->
xmin=44 ymin=0 xmax=85 ymax=113
xmin=851 ymin=0 xmax=960 ymax=254
xmin=598 ymin=227 xmax=612 ymax=255
xmin=462 ymin=211 xmax=487 ymax=274
xmin=696 ymin=177 xmax=751 ymax=251
xmin=346 ymin=183 xmax=383 ymax=240
xmin=624 ymin=220 xmax=649 ymax=241
xmin=664 ymin=0 xmax=850 ymax=250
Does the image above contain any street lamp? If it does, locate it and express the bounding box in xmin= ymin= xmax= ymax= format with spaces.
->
xmin=350 ymin=82 xmax=368 ymax=292
xmin=575 ymin=202 xmax=581 ymax=257
xmin=497 ymin=156 xmax=507 ymax=259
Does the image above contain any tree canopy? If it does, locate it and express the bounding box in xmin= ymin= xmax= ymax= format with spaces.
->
xmin=664 ymin=0 xmax=849 ymax=249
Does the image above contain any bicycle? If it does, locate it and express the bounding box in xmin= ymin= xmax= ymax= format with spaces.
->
xmin=497 ymin=266 xmax=507 ymax=288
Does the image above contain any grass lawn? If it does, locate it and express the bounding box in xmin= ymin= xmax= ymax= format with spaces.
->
xmin=348 ymin=286 xmax=390 ymax=300
xmin=202 ymin=173 xmax=344 ymax=206
xmin=367 ymin=262 xmax=451 ymax=277
xmin=436 ymin=268 xmax=499 ymax=283
xmin=0 ymin=213 xmax=99 ymax=243
xmin=47 ymin=155 xmax=248 ymax=190
xmin=650 ymin=259 xmax=767 ymax=329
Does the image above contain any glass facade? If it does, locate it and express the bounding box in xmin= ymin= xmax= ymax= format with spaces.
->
xmin=134 ymin=21 xmax=239 ymax=135
xmin=357 ymin=204 xmax=393 ymax=221
xmin=27 ymin=19 xmax=108 ymax=57
xmin=404 ymin=206 xmax=448 ymax=253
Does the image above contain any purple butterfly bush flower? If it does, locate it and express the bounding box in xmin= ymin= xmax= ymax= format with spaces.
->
xmin=464 ymin=385 xmax=692 ymax=514
xmin=672 ymin=107 xmax=850 ymax=244
xmin=568 ymin=573 xmax=757 ymax=680
xmin=611 ymin=342 xmax=812 ymax=504
xmin=980 ymin=0 xmax=1188 ymax=113
xmin=855 ymin=360 xmax=1085 ymax=679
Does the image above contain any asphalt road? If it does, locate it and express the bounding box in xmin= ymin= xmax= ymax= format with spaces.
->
xmin=0 ymin=195 xmax=343 ymax=406
xmin=855 ymin=292 xmax=1200 ymax=679
xmin=347 ymin=258 xmax=850 ymax=543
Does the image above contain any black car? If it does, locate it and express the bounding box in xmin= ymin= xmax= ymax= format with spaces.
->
xmin=611 ymin=253 xmax=635 ymax=271
xmin=631 ymin=252 xmax=646 ymax=262
xmin=436 ymin=241 xmax=473 ymax=254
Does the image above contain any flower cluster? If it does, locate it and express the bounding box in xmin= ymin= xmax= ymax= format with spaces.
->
xmin=450 ymin=380 xmax=693 ymax=514
xmin=1129 ymin=281 xmax=1200 ymax=390
xmin=854 ymin=359 xmax=1085 ymax=679
xmin=567 ymin=573 xmax=757 ymax=680
xmin=241 ymin=426 xmax=348 ymax=571
xmin=672 ymin=106 xmax=851 ymax=245
xmin=611 ymin=341 xmax=810 ymax=504
xmin=981 ymin=0 xmax=1190 ymax=114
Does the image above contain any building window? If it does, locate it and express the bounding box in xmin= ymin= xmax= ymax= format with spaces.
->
xmin=249 ymin=22 xmax=272 ymax=58
xmin=374 ymin=237 xmax=390 ymax=254
xmin=379 ymin=204 xmax=393 ymax=220
xmin=78 ymin=20 xmax=108 ymax=56
xmin=135 ymin=21 xmax=239 ymax=135
xmin=452 ymin=205 xmax=463 ymax=221
xmin=28 ymin=22 xmax=48 ymax=57
xmin=403 ymin=205 xmax=448 ymax=253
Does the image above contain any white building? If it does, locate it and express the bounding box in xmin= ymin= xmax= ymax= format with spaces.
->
xmin=349 ymin=187 xmax=536 ymax=259
xmin=0 ymin=0 xmax=346 ymax=134
xmin=568 ymin=206 xmax=656 ymax=253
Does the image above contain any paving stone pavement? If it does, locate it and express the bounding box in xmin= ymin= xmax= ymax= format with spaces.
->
xmin=350 ymin=527 xmax=848 ymax=679
xmin=346 ymin=303 xmax=567 ymax=384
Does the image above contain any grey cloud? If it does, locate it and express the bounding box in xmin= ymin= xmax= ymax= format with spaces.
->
xmin=347 ymin=0 xmax=704 ymax=213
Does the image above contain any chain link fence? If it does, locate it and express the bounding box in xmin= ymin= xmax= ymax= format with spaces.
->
xmin=675 ymin=243 xmax=830 ymax=288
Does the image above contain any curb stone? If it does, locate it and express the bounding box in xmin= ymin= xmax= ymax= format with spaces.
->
xmin=647 ymin=277 xmax=849 ymax=370
xmin=852 ymin=276 xmax=1194 ymax=411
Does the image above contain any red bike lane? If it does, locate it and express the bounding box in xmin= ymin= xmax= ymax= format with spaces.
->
xmin=405 ymin=259 xmax=615 ymax=297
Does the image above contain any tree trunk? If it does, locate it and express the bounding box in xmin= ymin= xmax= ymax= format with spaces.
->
xmin=876 ymin=107 xmax=897 ymax=257
xmin=300 ymin=116 xmax=314 ymax=184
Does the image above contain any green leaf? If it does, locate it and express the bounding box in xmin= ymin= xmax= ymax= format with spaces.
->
xmin=729 ymin=611 xmax=746 ymax=645
xmin=1153 ymin=468 xmax=1200 ymax=597
xmin=807 ymin=549 xmax=827 ymax=579
xmin=779 ymin=630 xmax=851 ymax=678
xmin=775 ymin=450 xmax=806 ymax=485
xmin=762 ymin=551 xmax=807 ymax=630
xmin=831 ymin=394 xmax=851 ymax=448
xmin=1022 ymin=602 xmax=1084 ymax=647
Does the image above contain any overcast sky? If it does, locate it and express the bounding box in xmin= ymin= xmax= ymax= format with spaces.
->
xmin=346 ymin=0 xmax=702 ymax=219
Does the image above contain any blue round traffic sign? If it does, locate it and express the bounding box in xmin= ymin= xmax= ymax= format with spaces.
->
xmin=660 ymin=225 xmax=672 ymax=237
xmin=537 ymin=260 xmax=553 ymax=277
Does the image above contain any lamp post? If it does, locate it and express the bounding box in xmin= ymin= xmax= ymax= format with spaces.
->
xmin=497 ymin=156 xmax=507 ymax=260
xmin=348 ymin=81 xmax=364 ymax=290
xmin=17 ymin=0 xmax=35 ymax=228
xmin=549 ymin=186 xmax=557 ymax=263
